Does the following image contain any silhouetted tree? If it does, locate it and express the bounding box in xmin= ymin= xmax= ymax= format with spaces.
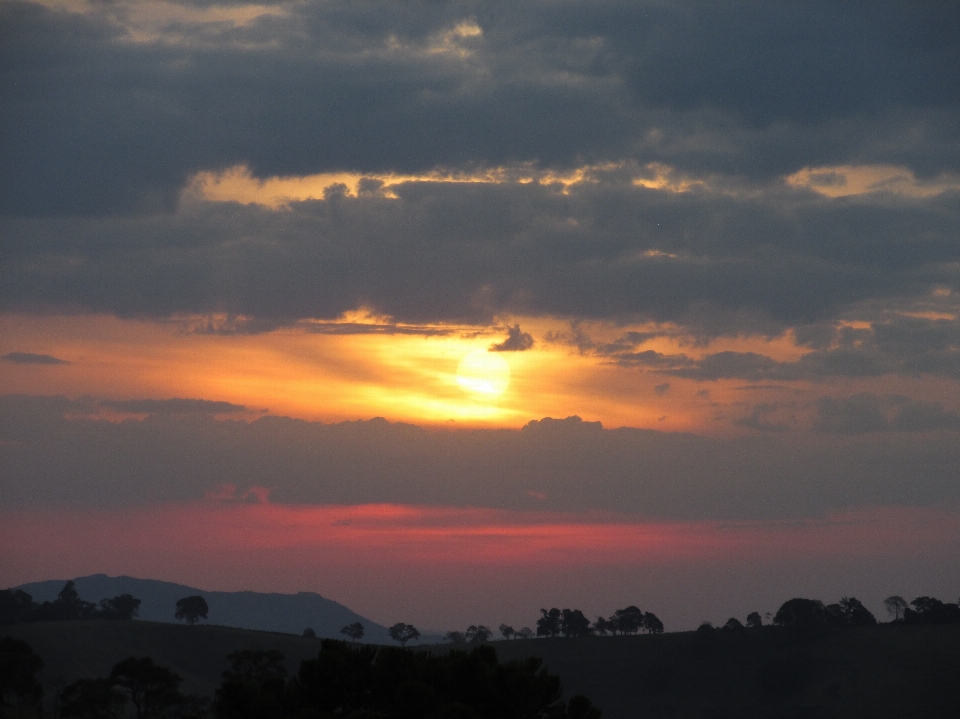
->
xmin=174 ymin=596 xmax=208 ymax=625
xmin=0 ymin=590 xmax=37 ymax=625
xmin=110 ymin=657 xmax=184 ymax=719
xmin=499 ymin=623 xmax=515 ymax=640
xmin=388 ymin=622 xmax=420 ymax=647
xmin=99 ymin=594 xmax=141 ymax=620
xmin=746 ymin=612 xmax=763 ymax=629
xmin=340 ymin=621 xmax=364 ymax=643
xmin=904 ymin=596 xmax=960 ymax=624
xmin=561 ymin=609 xmax=592 ymax=637
xmin=610 ymin=606 xmax=643 ymax=635
xmin=592 ymin=617 xmax=611 ymax=636
xmin=693 ymin=622 xmax=717 ymax=651
xmin=722 ymin=617 xmax=744 ymax=632
xmin=466 ymin=625 xmax=492 ymax=643
xmin=286 ymin=639 xmax=599 ymax=718
xmin=883 ymin=595 xmax=907 ymax=621
xmin=537 ymin=608 xmax=561 ymax=637
xmin=840 ymin=597 xmax=877 ymax=626
xmin=642 ymin=612 xmax=664 ymax=634
xmin=302 ymin=628 xmax=316 ymax=638
xmin=773 ymin=598 xmax=826 ymax=628
xmin=37 ymin=580 xmax=97 ymax=621
xmin=518 ymin=627 xmax=534 ymax=639
xmin=0 ymin=636 xmax=44 ymax=710
xmin=215 ymin=650 xmax=287 ymax=719
xmin=59 ymin=678 xmax=126 ymax=719
xmin=444 ymin=631 xmax=466 ymax=644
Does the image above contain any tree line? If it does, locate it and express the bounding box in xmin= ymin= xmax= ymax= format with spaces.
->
xmin=1 ymin=638 xmax=602 ymax=719
xmin=0 ymin=582 xmax=211 ymax=627
xmin=442 ymin=606 xmax=665 ymax=645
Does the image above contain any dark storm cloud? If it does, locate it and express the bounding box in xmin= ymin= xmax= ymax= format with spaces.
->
xmin=98 ymin=398 xmax=252 ymax=415
xmin=2 ymin=394 xmax=959 ymax=517
xmin=814 ymin=394 xmax=960 ymax=435
xmin=1 ymin=352 xmax=70 ymax=365
xmin=490 ymin=324 xmax=534 ymax=352
xmin=2 ymin=0 xmax=959 ymax=216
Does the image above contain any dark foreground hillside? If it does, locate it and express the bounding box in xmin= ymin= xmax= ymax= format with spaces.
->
xmin=3 ymin=620 xmax=322 ymax=699
xmin=4 ymin=620 xmax=960 ymax=718
xmin=488 ymin=624 xmax=960 ymax=718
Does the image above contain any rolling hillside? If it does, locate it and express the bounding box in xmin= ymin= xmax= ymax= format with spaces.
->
xmin=15 ymin=574 xmax=404 ymax=643
xmin=5 ymin=618 xmax=959 ymax=718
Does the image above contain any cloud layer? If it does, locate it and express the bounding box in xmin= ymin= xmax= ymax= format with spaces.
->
xmin=1 ymin=0 xmax=958 ymax=346
xmin=3 ymin=395 xmax=959 ymax=517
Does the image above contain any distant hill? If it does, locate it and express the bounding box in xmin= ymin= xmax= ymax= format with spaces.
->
xmin=14 ymin=574 xmax=419 ymax=644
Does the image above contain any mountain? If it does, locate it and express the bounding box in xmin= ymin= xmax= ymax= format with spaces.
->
xmin=14 ymin=574 xmax=413 ymax=644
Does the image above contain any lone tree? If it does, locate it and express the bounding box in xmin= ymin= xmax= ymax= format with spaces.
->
xmin=174 ymin=596 xmax=208 ymax=625
xmin=884 ymin=595 xmax=907 ymax=621
xmin=499 ymin=623 xmax=515 ymax=640
xmin=746 ymin=611 xmax=763 ymax=629
xmin=388 ymin=623 xmax=420 ymax=647
xmin=444 ymin=631 xmax=466 ymax=644
xmin=340 ymin=621 xmax=364 ymax=643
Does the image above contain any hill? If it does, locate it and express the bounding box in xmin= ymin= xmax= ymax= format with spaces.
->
xmin=488 ymin=625 xmax=960 ymax=718
xmin=5 ymin=618 xmax=959 ymax=718
xmin=14 ymin=574 xmax=406 ymax=643
xmin=3 ymin=619 xmax=322 ymax=700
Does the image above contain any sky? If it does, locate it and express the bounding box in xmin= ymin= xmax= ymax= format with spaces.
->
xmin=1 ymin=0 xmax=959 ymax=633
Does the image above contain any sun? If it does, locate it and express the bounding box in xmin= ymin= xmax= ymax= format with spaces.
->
xmin=456 ymin=350 xmax=511 ymax=400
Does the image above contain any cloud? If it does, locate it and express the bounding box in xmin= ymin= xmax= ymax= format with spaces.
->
xmin=1 ymin=352 xmax=70 ymax=365
xmin=592 ymin=315 xmax=960 ymax=381
xmin=3 ymin=0 xmax=958 ymax=217
xmin=4 ymin=395 xmax=960 ymax=519
xmin=814 ymin=394 xmax=960 ymax=434
xmin=489 ymin=324 xmax=534 ymax=352
xmin=653 ymin=383 xmax=670 ymax=396
xmin=98 ymin=398 xmax=253 ymax=415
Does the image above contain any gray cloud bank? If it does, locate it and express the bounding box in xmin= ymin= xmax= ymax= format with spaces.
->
xmin=2 ymin=395 xmax=958 ymax=518
xmin=1 ymin=0 xmax=959 ymax=342
xmin=3 ymin=0 xmax=958 ymax=216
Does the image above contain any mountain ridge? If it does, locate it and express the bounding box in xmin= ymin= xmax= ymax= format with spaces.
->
xmin=13 ymin=574 xmax=424 ymax=644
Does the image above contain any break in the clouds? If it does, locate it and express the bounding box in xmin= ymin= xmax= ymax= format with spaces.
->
xmin=1 ymin=352 xmax=69 ymax=365
xmin=2 ymin=0 xmax=960 ymax=344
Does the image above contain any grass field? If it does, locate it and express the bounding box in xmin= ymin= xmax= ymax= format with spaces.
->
xmin=4 ymin=620 xmax=959 ymax=718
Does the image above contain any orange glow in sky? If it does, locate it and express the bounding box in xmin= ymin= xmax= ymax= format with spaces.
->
xmin=2 ymin=311 xmax=958 ymax=433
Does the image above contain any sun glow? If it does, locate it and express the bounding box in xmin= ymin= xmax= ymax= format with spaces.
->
xmin=456 ymin=350 xmax=510 ymax=400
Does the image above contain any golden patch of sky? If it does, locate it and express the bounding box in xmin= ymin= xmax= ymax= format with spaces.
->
xmin=786 ymin=165 xmax=960 ymax=198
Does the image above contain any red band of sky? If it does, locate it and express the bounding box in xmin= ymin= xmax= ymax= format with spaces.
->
xmin=3 ymin=502 xmax=958 ymax=630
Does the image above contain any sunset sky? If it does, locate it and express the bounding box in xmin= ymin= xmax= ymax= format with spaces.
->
xmin=2 ymin=0 xmax=959 ymax=632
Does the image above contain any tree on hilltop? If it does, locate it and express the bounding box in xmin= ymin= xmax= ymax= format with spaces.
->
xmin=746 ymin=611 xmax=763 ymax=629
xmin=388 ymin=623 xmax=420 ymax=647
xmin=499 ymin=623 xmax=515 ymax=640
xmin=537 ymin=608 xmax=561 ymax=637
xmin=340 ymin=621 xmax=364 ymax=643
xmin=561 ymin=609 xmax=592 ymax=637
xmin=175 ymin=596 xmax=208 ymax=625
xmin=883 ymin=595 xmax=907 ymax=621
